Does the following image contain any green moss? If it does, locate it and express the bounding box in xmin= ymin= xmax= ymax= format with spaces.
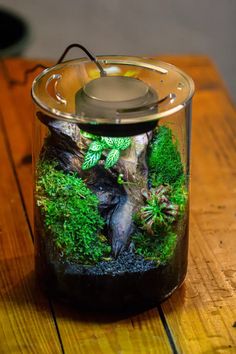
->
xmin=36 ymin=161 xmax=111 ymax=264
xmin=170 ymin=177 xmax=188 ymax=216
xmin=133 ymin=125 xmax=188 ymax=263
xmin=148 ymin=126 xmax=184 ymax=186
xmin=132 ymin=229 xmax=177 ymax=265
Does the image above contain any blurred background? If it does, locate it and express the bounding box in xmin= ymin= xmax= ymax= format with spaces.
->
xmin=0 ymin=0 xmax=235 ymax=101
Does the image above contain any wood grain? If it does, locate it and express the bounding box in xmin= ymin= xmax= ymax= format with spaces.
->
xmin=159 ymin=57 xmax=236 ymax=353
xmin=0 ymin=56 xmax=236 ymax=353
xmin=52 ymin=307 xmax=171 ymax=354
xmin=0 ymin=77 xmax=62 ymax=352
xmin=1 ymin=59 xmax=52 ymax=231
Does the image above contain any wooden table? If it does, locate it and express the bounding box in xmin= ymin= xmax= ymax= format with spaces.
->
xmin=0 ymin=56 xmax=235 ymax=353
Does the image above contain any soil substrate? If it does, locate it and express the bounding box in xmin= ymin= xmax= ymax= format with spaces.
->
xmin=35 ymin=216 xmax=188 ymax=312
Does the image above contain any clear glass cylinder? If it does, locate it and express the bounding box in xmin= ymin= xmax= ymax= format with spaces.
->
xmin=32 ymin=57 xmax=194 ymax=311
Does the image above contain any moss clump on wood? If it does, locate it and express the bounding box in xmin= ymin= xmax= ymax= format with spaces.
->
xmin=148 ymin=125 xmax=184 ymax=186
xmin=36 ymin=161 xmax=111 ymax=264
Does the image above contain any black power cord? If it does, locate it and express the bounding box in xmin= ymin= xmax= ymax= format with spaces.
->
xmin=4 ymin=43 xmax=105 ymax=86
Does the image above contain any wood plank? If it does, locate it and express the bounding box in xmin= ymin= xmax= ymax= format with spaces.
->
xmin=161 ymin=70 xmax=236 ymax=352
xmin=161 ymin=55 xmax=235 ymax=111
xmin=0 ymin=98 xmax=62 ymax=352
xmin=52 ymin=307 xmax=170 ymax=354
xmin=1 ymin=59 xmax=171 ymax=353
xmin=0 ymin=59 xmax=50 ymax=230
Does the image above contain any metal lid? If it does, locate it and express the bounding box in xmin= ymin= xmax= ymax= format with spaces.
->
xmin=32 ymin=56 xmax=194 ymax=134
xmin=75 ymin=75 xmax=158 ymax=122
xmin=83 ymin=76 xmax=149 ymax=102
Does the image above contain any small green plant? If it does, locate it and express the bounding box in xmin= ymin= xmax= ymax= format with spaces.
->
xmin=137 ymin=185 xmax=179 ymax=234
xmin=81 ymin=132 xmax=132 ymax=170
xmin=132 ymin=229 xmax=177 ymax=264
xmin=36 ymin=161 xmax=111 ymax=264
xmin=148 ymin=126 xmax=183 ymax=186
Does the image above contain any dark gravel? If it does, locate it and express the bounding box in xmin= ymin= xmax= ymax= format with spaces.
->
xmin=64 ymin=250 xmax=157 ymax=276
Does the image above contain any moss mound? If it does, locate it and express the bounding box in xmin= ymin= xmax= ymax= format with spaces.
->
xmin=133 ymin=229 xmax=177 ymax=264
xmin=148 ymin=125 xmax=184 ymax=186
xmin=36 ymin=161 xmax=111 ymax=264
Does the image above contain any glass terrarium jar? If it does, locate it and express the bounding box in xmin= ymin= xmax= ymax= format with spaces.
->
xmin=32 ymin=55 xmax=194 ymax=312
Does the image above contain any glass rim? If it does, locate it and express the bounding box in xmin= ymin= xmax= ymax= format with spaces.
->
xmin=31 ymin=55 xmax=195 ymax=124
